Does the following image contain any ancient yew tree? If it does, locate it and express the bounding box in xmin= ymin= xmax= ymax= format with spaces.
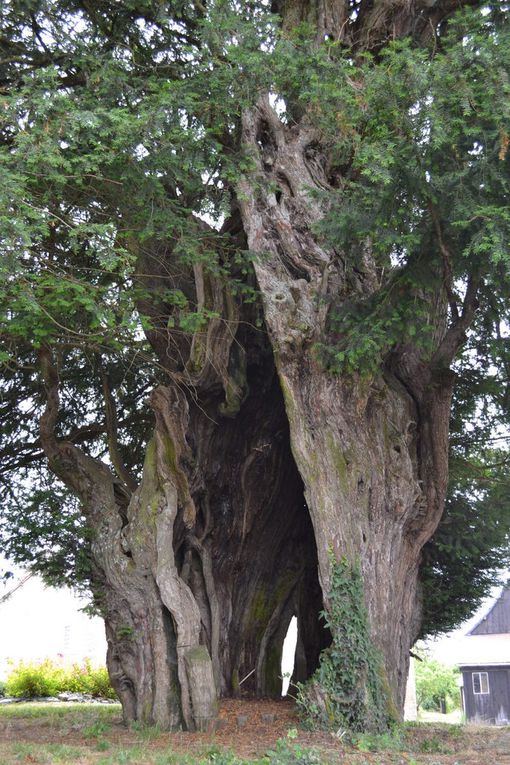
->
xmin=1 ymin=0 xmax=510 ymax=732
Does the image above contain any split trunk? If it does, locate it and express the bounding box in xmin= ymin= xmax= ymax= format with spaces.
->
xmin=37 ymin=0 xmax=476 ymax=732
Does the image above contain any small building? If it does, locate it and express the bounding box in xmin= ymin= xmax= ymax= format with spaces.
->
xmin=458 ymin=585 xmax=510 ymax=725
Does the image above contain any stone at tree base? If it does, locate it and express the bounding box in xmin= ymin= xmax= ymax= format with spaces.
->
xmin=183 ymin=645 xmax=218 ymax=732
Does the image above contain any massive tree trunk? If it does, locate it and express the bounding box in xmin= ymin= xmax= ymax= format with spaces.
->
xmin=226 ymin=0 xmax=480 ymax=723
xmin=237 ymin=96 xmax=456 ymax=717
xmin=34 ymin=0 xmax=482 ymax=733
xmin=38 ymin=301 xmax=329 ymax=729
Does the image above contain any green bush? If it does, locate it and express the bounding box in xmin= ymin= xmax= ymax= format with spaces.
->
xmin=354 ymin=728 xmax=403 ymax=753
xmin=66 ymin=660 xmax=117 ymax=699
xmin=5 ymin=659 xmax=66 ymax=697
xmin=415 ymin=657 xmax=460 ymax=713
xmin=4 ymin=658 xmax=117 ymax=699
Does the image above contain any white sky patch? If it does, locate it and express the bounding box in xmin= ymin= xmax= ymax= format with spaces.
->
xmin=0 ymin=561 xmax=106 ymax=679
xmin=134 ymin=143 xmax=150 ymax=160
xmin=281 ymin=616 xmax=297 ymax=696
xmin=422 ymin=579 xmax=510 ymax=666
xmin=269 ymin=92 xmax=287 ymax=121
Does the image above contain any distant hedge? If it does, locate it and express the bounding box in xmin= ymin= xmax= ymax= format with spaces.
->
xmin=4 ymin=659 xmax=117 ymax=699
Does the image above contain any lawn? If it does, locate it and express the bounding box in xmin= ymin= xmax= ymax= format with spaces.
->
xmin=1 ymin=699 xmax=509 ymax=764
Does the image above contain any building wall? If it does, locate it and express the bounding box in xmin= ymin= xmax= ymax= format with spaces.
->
xmin=461 ymin=665 xmax=510 ymax=725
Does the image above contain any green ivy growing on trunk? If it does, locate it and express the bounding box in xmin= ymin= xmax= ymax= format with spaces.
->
xmin=297 ymin=556 xmax=392 ymax=733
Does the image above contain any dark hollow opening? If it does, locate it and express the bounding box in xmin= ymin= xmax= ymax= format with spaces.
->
xmin=181 ymin=323 xmax=331 ymax=698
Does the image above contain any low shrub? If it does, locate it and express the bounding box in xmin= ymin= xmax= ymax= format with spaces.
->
xmin=4 ymin=658 xmax=117 ymax=699
xmin=353 ymin=727 xmax=404 ymax=753
xmin=66 ymin=660 xmax=117 ymax=699
xmin=5 ymin=659 xmax=65 ymax=697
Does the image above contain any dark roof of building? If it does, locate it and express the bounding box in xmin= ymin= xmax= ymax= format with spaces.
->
xmin=468 ymin=583 xmax=510 ymax=636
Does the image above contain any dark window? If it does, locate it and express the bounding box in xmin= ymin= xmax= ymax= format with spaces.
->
xmin=472 ymin=672 xmax=489 ymax=695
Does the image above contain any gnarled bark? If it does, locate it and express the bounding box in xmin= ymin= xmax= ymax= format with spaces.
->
xmin=38 ymin=311 xmax=328 ymax=728
xmin=39 ymin=346 xmax=217 ymax=730
xmin=35 ymin=0 xmax=483 ymax=733
xmin=238 ymin=95 xmax=460 ymax=715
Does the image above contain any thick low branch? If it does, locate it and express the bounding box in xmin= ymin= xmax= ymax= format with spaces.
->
xmin=38 ymin=344 xmax=63 ymax=465
xmin=38 ymin=345 xmax=123 ymax=508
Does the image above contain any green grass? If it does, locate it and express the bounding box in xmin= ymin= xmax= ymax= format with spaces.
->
xmin=0 ymin=702 xmax=507 ymax=765
xmin=353 ymin=728 xmax=404 ymax=753
xmin=0 ymin=701 xmax=123 ymax=747
xmin=82 ymin=719 xmax=114 ymax=738
xmin=95 ymin=747 xmax=146 ymax=764
xmin=9 ymin=743 xmax=86 ymax=764
xmin=95 ymin=739 xmax=113 ymax=751
xmin=128 ymin=719 xmax=163 ymax=741
xmin=0 ymin=743 xmax=272 ymax=765
xmin=0 ymin=701 xmax=121 ymax=720
xmin=44 ymin=743 xmax=88 ymax=761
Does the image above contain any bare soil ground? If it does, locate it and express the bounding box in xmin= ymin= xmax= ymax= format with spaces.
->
xmin=0 ymin=698 xmax=509 ymax=764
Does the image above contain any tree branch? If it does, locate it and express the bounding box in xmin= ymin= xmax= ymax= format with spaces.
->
xmin=38 ymin=344 xmax=62 ymax=465
xmin=433 ymin=272 xmax=480 ymax=368
xmin=38 ymin=345 xmax=122 ymax=506
xmin=100 ymin=364 xmax=138 ymax=493
xmin=429 ymin=203 xmax=460 ymax=322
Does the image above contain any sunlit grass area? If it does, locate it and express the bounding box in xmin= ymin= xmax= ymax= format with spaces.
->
xmin=0 ymin=701 xmax=121 ymax=720
xmin=0 ymin=701 xmax=509 ymax=765
xmin=0 ymin=741 xmax=235 ymax=765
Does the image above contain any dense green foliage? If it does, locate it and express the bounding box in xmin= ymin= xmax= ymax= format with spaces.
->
xmin=421 ymin=328 xmax=510 ymax=635
xmin=415 ymin=658 xmax=461 ymax=713
xmin=5 ymin=658 xmax=116 ymax=699
xmin=0 ymin=0 xmax=269 ymax=592
xmin=0 ymin=0 xmax=509 ymax=640
xmin=282 ymin=12 xmax=510 ymax=376
xmin=297 ymin=558 xmax=389 ymax=732
xmin=421 ymin=459 xmax=510 ymax=637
